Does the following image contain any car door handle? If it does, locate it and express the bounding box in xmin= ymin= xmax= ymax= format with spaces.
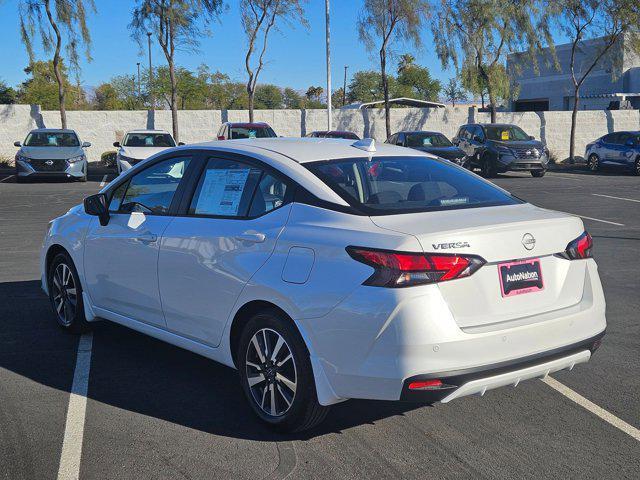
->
xmin=235 ymin=232 xmax=266 ymax=243
xmin=135 ymin=233 xmax=157 ymax=244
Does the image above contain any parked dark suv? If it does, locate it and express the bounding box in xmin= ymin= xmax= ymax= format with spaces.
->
xmin=453 ymin=123 xmax=549 ymax=177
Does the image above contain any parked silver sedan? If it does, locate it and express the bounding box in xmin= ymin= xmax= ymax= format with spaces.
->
xmin=14 ymin=129 xmax=90 ymax=182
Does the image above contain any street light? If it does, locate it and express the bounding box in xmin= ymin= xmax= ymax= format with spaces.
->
xmin=136 ymin=62 xmax=141 ymax=98
xmin=343 ymin=65 xmax=348 ymax=107
xmin=325 ymin=0 xmax=332 ymax=131
xmin=147 ymin=32 xmax=154 ymax=111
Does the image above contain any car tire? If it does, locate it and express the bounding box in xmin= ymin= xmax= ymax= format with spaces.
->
xmin=237 ymin=308 xmax=329 ymax=432
xmin=48 ymin=252 xmax=91 ymax=334
xmin=588 ymin=154 xmax=599 ymax=172
xmin=634 ymin=157 xmax=640 ymax=176
xmin=481 ymin=156 xmax=497 ymax=178
xmin=531 ymin=170 xmax=546 ymax=178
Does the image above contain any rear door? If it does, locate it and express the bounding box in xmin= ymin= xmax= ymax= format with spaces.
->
xmin=158 ymin=154 xmax=293 ymax=346
xmin=599 ymin=133 xmax=618 ymax=164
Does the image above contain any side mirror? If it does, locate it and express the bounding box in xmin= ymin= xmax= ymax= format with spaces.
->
xmin=113 ymin=141 xmax=121 ymax=148
xmin=178 ymin=142 xmax=185 ymax=146
xmin=82 ymin=141 xmax=91 ymax=148
xmin=529 ymin=135 xmax=535 ymax=141
xmin=473 ymin=135 xmax=483 ymax=143
xmin=84 ymin=193 xmax=110 ymax=226
xmin=14 ymin=141 xmax=21 ymax=147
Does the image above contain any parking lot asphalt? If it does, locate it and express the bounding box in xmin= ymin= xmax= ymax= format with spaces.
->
xmin=0 ymin=167 xmax=639 ymax=479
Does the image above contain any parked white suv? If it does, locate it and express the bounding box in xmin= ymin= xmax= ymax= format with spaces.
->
xmin=41 ymin=138 xmax=606 ymax=432
xmin=114 ymin=129 xmax=182 ymax=174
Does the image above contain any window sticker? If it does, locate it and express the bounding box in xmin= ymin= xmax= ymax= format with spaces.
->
xmin=195 ymin=168 xmax=250 ymax=215
xmin=501 ymin=130 xmax=510 ymax=141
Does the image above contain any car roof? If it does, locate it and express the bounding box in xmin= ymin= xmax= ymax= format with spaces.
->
xmin=125 ymin=129 xmax=172 ymax=135
xmin=224 ymin=122 xmax=271 ymax=128
xmin=396 ymin=130 xmax=442 ymax=135
xmin=29 ymin=128 xmax=77 ymax=134
xmin=189 ymin=137 xmax=426 ymax=164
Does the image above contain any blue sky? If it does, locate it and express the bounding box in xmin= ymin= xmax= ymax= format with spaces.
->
xmin=0 ymin=0 xmax=460 ymax=92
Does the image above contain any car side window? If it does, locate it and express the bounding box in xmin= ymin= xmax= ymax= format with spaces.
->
xmin=388 ymin=134 xmax=396 ymax=144
xmin=118 ymin=156 xmax=191 ymax=215
xmin=473 ymin=126 xmax=485 ymax=141
xmin=617 ymin=133 xmax=630 ymax=145
xmin=248 ymin=173 xmax=289 ymax=217
xmin=109 ymin=182 xmax=128 ymax=212
xmin=397 ymin=133 xmax=405 ymax=146
xmin=602 ymin=133 xmax=616 ymax=144
xmin=189 ymin=158 xmax=262 ymax=217
xmin=459 ymin=127 xmax=470 ymax=141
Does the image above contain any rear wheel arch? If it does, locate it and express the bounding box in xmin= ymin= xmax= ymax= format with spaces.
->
xmin=229 ymin=300 xmax=304 ymax=369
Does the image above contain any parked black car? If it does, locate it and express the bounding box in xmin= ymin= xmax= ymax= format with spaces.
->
xmin=386 ymin=131 xmax=467 ymax=166
xmin=453 ymin=123 xmax=549 ymax=177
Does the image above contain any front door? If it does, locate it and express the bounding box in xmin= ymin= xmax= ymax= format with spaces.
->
xmin=158 ymin=156 xmax=292 ymax=346
xmin=84 ymin=155 xmax=192 ymax=327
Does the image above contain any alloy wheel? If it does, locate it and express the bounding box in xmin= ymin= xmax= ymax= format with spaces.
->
xmin=51 ymin=263 xmax=77 ymax=327
xmin=589 ymin=155 xmax=599 ymax=171
xmin=245 ymin=328 xmax=297 ymax=417
xmin=635 ymin=159 xmax=640 ymax=176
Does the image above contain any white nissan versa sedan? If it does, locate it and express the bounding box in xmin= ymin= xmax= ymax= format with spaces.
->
xmin=41 ymin=138 xmax=606 ymax=431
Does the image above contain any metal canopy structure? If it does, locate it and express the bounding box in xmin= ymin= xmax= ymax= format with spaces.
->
xmin=347 ymin=97 xmax=447 ymax=109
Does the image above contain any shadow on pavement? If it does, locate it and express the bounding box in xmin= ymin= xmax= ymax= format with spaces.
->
xmin=0 ymin=279 xmax=421 ymax=442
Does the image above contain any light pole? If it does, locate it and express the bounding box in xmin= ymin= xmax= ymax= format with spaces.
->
xmin=343 ymin=65 xmax=348 ymax=107
xmin=147 ymin=32 xmax=154 ymax=111
xmin=325 ymin=0 xmax=332 ymax=131
xmin=136 ymin=62 xmax=141 ymax=98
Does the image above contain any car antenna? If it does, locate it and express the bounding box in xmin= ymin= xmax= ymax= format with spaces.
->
xmin=352 ymin=138 xmax=376 ymax=153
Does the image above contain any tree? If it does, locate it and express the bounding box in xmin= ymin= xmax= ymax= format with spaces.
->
xmin=17 ymin=60 xmax=82 ymax=110
xmin=358 ymin=0 xmax=428 ymax=138
xmin=93 ymin=83 xmax=122 ymax=110
xmin=549 ymin=0 xmax=640 ymax=161
xmin=241 ymin=0 xmax=308 ymax=122
xmin=347 ymin=70 xmax=384 ymax=103
xmin=0 ymin=80 xmax=17 ymax=104
xmin=283 ymin=87 xmax=303 ymax=108
xmin=130 ymin=0 xmax=224 ymax=142
xmin=254 ymin=84 xmax=283 ymax=109
xmin=19 ymin=0 xmax=96 ymax=128
xmin=442 ymin=78 xmax=468 ymax=107
xmin=431 ymin=0 xmax=553 ymax=122
xmin=331 ymin=87 xmax=345 ymax=108
xmin=396 ymin=60 xmax=441 ymax=101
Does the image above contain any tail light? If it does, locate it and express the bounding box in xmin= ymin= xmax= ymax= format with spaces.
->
xmin=557 ymin=231 xmax=593 ymax=260
xmin=346 ymin=247 xmax=485 ymax=288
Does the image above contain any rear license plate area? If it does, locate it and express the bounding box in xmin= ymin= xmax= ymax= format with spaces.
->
xmin=498 ymin=258 xmax=544 ymax=297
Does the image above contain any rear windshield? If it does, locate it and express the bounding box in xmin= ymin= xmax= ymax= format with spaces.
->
xmin=306 ymin=156 xmax=521 ymax=214
xmin=123 ymin=133 xmax=176 ymax=147
xmin=24 ymin=132 xmax=79 ymax=147
xmin=230 ymin=126 xmax=277 ymax=139
xmin=406 ymin=133 xmax=452 ymax=148
xmin=484 ymin=125 xmax=530 ymax=142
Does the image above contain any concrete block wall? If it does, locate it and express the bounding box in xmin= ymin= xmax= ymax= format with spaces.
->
xmin=1 ymin=104 xmax=639 ymax=164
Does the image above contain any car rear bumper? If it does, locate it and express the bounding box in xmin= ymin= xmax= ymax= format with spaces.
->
xmin=306 ymin=259 xmax=606 ymax=404
xmin=399 ymin=331 xmax=603 ymax=403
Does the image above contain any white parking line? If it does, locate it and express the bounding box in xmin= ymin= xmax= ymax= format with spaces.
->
xmin=547 ymin=173 xmax=582 ymax=181
xmin=57 ymin=333 xmax=93 ymax=480
xmin=99 ymin=175 xmax=108 ymax=187
xmin=577 ymin=215 xmax=625 ymax=227
xmin=592 ymin=193 xmax=640 ymax=203
xmin=543 ymin=377 xmax=640 ymax=442
xmin=0 ymin=175 xmax=15 ymax=183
